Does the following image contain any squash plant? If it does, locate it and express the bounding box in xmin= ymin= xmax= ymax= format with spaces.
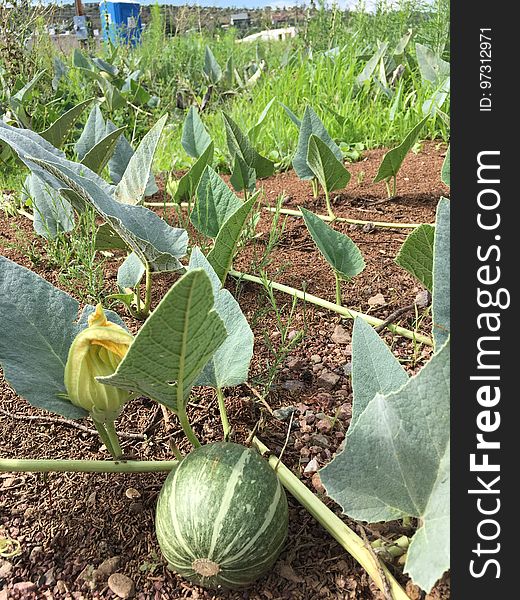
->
xmin=0 ymin=252 xmax=407 ymax=598
xmin=0 ymin=117 xmax=185 ymax=320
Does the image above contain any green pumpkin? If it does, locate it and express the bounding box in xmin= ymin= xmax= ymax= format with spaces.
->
xmin=155 ymin=442 xmax=288 ymax=589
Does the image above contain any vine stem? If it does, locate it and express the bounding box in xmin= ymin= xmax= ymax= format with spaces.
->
xmin=262 ymin=207 xmax=422 ymax=229
xmin=216 ymin=387 xmax=231 ymax=441
xmin=93 ymin=420 xmax=118 ymax=459
xmin=177 ymin=407 xmax=202 ymax=448
xmin=230 ymin=270 xmax=432 ymax=346
xmin=104 ymin=421 xmax=123 ymax=459
xmin=252 ymin=437 xmax=410 ymax=600
xmin=334 ymin=271 xmax=342 ymax=307
xmin=0 ymin=459 xmax=178 ymax=473
xmin=324 ymin=188 xmax=336 ymax=220
xmin=143 ymin=203 xmax=423 ymax=230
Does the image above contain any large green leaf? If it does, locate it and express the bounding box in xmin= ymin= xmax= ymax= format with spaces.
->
xmin=0 ymin=123 xmax=186 ymax=272
xmin=39 ymin=159 xmax=187 ymax=273
xmin=207 ymin=194 xmax=258 ymax=284
xmin=52 ymin=56 xmax=68 ymax=91
xmin=40 ymin=99 xmax=93 ymax=149
xmin=395 ymin=224 xmax=435 ymax=292
xmin=190 ymin=166 xmax=242 ymax=238
xmin=10 ymin=70 xmax=46 ymax=113
xmin=300 ymin=207 xmax=365 ymax=280
xmin=203 ymin=46 xmax=222 ymax=85
xmin=181 ymin=107 xmax=212 ymax=159
xmin=441 ymin=145 xmax=450 ymax=186
xmin=373 ymin=116 xmax=429 ymax=184
xmin=350 ymin=319 xmax=408 ymax=429
xmin=75 ymin=105 xmax=107 ymax=161
xmin=72 ymin=48 xmax=92 ymax=70
xmin=0 ymin=257 xmax=124 ymax=419
xmin=0 ymin=256 xmax=85 ymax=419
xmin=292 ymin=106 xmax=343 ymax=180
xmin=100 ymin=269 xmax=227 ymax=411
xmin=81 ymin=126 xmax=126 ymax=174
xmin=189 ymin=249 xmax=254 ymax=389
xmin=222 ymin=113 xmax=274 ymax=179
xmin=106 ymin=121 xmax=157 ymax=196
xmin=23 ymin=173 xmax=74 ymax=240
xmin=415 ymin=43 xmax=450 ymax=87
xmin=306 ymin=134 xmax=351 ymax=195
xmin=114 ymin=114 xmax=167 ymax=205
xmin=0 ymin=121 xmax=113 ymax=198
xmin=248 ymin=97 xmax=275 ymax=144
xmin=320 ymin=339 xmax=450 ymax=592
xmin=229 ymin=153 xmax=256 ymax=194
xmin=432 ymin=198 xmax=450 ymax=349
xmin=173 ymin=141 xmax=214 ymax=204
xmin=117 ymin=252 xmax=146 ymax=289
xmin=280 ymin=102 xmax=301 ymax=128
xmin=356 ymin=42 xmax=389 ymax=85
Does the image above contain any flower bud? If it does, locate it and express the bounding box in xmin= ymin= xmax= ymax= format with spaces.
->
xmin=64 ymin=304 xmax=134 ymax=423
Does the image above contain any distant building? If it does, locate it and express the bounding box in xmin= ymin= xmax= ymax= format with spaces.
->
xmin=271 ymin=12 xmax=291 ymax=27
xmin=237 ymin=26 xmax=297 ymax=43
xmin=229 ymin=12 xmax=250 ymax=29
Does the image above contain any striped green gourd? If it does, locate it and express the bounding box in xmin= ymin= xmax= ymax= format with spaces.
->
xmin=155 ymin=441 xmax=288 ymax=589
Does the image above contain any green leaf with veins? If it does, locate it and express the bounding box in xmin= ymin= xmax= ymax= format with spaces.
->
xmin=306 ymin=134 xmax=351 ymax=195
xmin=395 ymin=224 xmax=435 ymax=292
xmin=320 ymin=338 xmax=450 ymax=593
xmin=99 ymin=269 xmax=227 ymax=412
xmin=300 ymin=207 xmax=365 ymax=280
xmin=373 ymin=116 xmax=429 ymax=184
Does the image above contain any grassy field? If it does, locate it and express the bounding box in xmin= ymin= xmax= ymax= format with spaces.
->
xmin=1 ymin=0 xmax=450 ymax=185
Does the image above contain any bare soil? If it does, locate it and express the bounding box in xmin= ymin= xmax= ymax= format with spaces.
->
xmin=0 ymin=141 xmax=450 ymax=600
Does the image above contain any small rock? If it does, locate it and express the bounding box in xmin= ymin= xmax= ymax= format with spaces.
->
xmin=56 ymin=580 xmax=68 ymax=593
xmin=108 ymin=573 xmax=135 ymax=599
xmin=317 ymin=371 xmax=340 ymax=389
xmin=310 ymin=434 xmax=330 ymax=448
xmin=331 ymin=325 xmax=351 ymax=345
xmin=303 ymin=458 xmax=319 ymax=475
xmin=368 ymin=293 xmax=386 ymax=306
xmin=273 ymin=406 xmax=297 ymax=421
xmin=310 ymin=354 xmax=322 ymax=364
xmin=29 ymin=545 xmax=43 ymax=562
xmin=362 ymin=222 xmax=375 ymax=233
xmin=415 ymin=289 xmax=431 ymax=309
xmin=86 ymin=491 xmax=97 ymax=507
xmin=281 ymin=380 xmax=305 ymax=393
xmin=311 ymin=472 xmax=325 ymax=493
xmin=23 ymin=507 xmax=36 ymax=520
xmin=13 ymin=582 xmax=37 ymax=593
xmin=125 ymin=488 xmax=141 ymax=500
xmin=316 ymin=419 xmax=333 ymax=433
xmin=94 ymin=556 xmax=121 ymax=581
xmin=287 ymin=330 xmax=299 ymax=341
xmin=43 ymin=567 xmax=56 ymax=587
xmin=0 ymin=589 xmax=7 ymax=600
xmin=0 ymin=560 xmax=13 ymax=578
xmin=286 ymin=357 xmax=304 ymax=370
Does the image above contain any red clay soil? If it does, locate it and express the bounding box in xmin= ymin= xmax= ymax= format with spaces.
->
xmin=0 ymin=141 xmax=450 ymax=600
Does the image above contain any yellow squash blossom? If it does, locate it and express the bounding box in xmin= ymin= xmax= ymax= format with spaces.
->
xmin=64 ymin=304 xmax=133 ymax=423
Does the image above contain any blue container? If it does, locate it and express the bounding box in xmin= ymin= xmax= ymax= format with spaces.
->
xmin=99 ymin=1 xmax=142 ymax=46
